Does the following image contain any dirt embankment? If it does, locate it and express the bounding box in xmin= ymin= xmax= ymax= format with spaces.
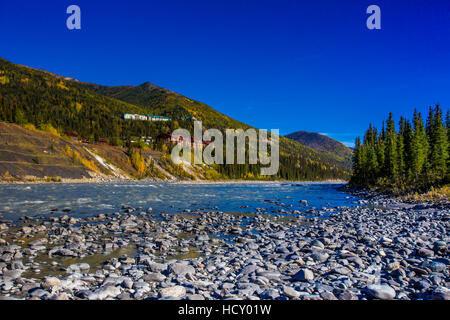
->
xmin=0 ymin=122 xmax=192 ymax=183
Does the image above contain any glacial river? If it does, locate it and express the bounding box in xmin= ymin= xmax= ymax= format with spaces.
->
xmin=0 ymin=182 xmax=363 ymax=220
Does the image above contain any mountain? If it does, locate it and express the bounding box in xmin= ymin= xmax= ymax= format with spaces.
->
xmin=83 ymin=82 xmax=249 ymax=131
xmin=286 ymin=131 xmax=353 ymax=162
xmin=82 ymin=82 xmax=353 ymax=177
xmin=0 ymin=57 xmax=351 ymax=181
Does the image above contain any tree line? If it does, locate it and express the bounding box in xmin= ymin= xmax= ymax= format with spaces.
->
xmin=351 ymin=105 xmax=449 ymax=193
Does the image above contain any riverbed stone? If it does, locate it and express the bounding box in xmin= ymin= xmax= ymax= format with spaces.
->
xmin=159 ymin=285 xmax=186 ymax=298
xmin=365 ymin=284 xmax=396 ymax=300
xmin=294 ymin=269 xmax=314 ymax=281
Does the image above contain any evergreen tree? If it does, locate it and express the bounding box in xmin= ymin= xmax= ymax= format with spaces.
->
xmin=351 ymin=137 xmax=362 ymax=185
xmin=411 ymin=110 xmax=428 ymax=180
xmin=351 ymin=106 xmax=449 ymax=192
xmin=428 ymin=105 xmax=448 ymax=180
xmin=384 ymin=113 xmax=398 ymax=179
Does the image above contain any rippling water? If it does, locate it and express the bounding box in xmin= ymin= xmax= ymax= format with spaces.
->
xmin=0 ymin=182 xmax=362 ymax=220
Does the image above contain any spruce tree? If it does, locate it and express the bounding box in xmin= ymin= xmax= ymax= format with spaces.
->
xmin=429 ymin=105 xmax=448 ymax=181
xmin=446 ymin=110 xmax=450 ymax=179
xmin=402 ymin=118 xmax=414 ymax=179
xmin=384 ymin=113 xmax=398 ymax=180
xmin=375 ymin=132 xmax=385 ymax=178
xmin=351 ymin=137 xmax=362 ymax=185
xmin=411 ymin=110 xmax=428 ymax=181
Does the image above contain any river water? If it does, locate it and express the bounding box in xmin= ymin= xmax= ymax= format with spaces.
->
xmin=0 ymin=182 xmax=362 ymax=220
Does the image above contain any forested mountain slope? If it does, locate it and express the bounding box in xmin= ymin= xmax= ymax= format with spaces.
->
xmin=0 ymin=57 xmax=351 ymax=181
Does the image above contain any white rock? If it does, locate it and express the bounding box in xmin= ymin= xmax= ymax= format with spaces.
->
xmin=365 ymin=284 xmax=396 ymax=300
xmin=159 ymin=285 xmax=186 ymax=298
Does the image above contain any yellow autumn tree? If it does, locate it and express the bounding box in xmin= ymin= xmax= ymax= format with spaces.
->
xmin=131 ymin=150 xmax=146 ymax=177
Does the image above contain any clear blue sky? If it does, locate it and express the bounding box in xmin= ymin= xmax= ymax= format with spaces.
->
xmin=1 ymin=0 xmax=450 ymax=147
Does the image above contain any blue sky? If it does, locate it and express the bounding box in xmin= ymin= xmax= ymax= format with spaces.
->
xmin=1 ymin=0 xmax=450 ymax=147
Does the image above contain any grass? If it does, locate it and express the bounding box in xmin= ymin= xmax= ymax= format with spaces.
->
xmin=403 ymin=185 xmax=450 ymax=203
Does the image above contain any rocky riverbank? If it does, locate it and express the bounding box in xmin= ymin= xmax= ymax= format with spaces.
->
xmin=0 ymin=193 xmax=448 ymax=300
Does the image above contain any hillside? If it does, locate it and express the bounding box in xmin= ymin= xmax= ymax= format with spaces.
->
xmin=84 ymin=82 xmax=249 ymax=131
xmin=0 ymin=57 xmax=351 ymax=181
xmin=83 ymin=82 xmax=352 ymax=178
xmin=0 ymin=122 xmax=209 ymax=182
xmin=286 ymin=131 xmax=353 ymax=162
xmin=0 ymin=121 xmax=121 ymax=181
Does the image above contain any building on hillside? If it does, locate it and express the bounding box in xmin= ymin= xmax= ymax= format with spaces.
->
xmin=122 ymin=113 xmax=171 ymax=122
xmin=156 ymin=132 xmax=211 ymax=147
xmin=156 ymin=133 xmax=172 ymax=144
xmin=62 ymin=131 xmax=79 ymax=141
xmin=147 ymin=115 xmax=171 ymax=122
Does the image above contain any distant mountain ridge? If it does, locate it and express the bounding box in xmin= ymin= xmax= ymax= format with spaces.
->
xmin=285 ymin=131 xmax=353 ymax=163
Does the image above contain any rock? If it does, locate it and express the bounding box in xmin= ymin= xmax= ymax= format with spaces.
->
xmin=331 ymin=266 xmax=352 ymax=275
xmin=294 ymin=269 xmax=314 ymax=281
xmin=3 ymin=269 xmax=23 ymax=279
xmin=240 ymin=264 xmax=258 ymax=275
xmin=430 ymin=286 xmax=450 ymax=300
xmin=121 ymin=278 xmax=134 ymax=289
xmin=433 ymin=241 xmax=447 ymax=251
xmin=29 ymin=288 xmax=50 ymax=299
xmin=365 ymin=284 xmax=396 ymax=300
xmin=311 ymin=240 xmax=325 ymax=249
xmin=417 ymin=248 xmax=434 ymax=258
xmin=310 ymin=251 xmax=329 ymax=263
xmin=147 ymin=262 xmax=168 ymax=273
xmin=260 ymin=289 xmax=280 ymax=300
xmin=143 ymin=273 xmax=166 ymax=282
xmin=1 ymin=281 xmax=13 ymax=291
xmin=386 ymin=261 xmax=401 ymax=271
xmin=0 ymin=296 xmax=20 ymax=300
xmin=187 ymin=294 xmax=205 ymax=300
xmin=169 ymin=263 xmax=195 ymax=276
xmin=338 ymin=291 xmax=359 ymax=300
xmin=283 ymin=286 xmax=300 ymax=299
xmin=390 ymin=268 xmax=406 ymax=278
xmin=67 ymin=263 xmax=90 ymax=273
xmin=414 ymin=279 xmax=431 ymax=290
xmin=159 ymin=286 xmax=186 ymax=298
xmin=49 ymin=248 xmax=76 ymax=257
xmin=320 ymin=291 xmax=337 ymax=300
xmin=41 ymin=277 xmax=61 ymax=290
xmin=428 ymin=261 xmax=446 ymax=272
xmin=89 ymin=286 xmax=121 ymax=300
xmin=196 ymin=234 xmax=209 ymax=241
xmin=21 ymin=226 xmax=33 ymax=234
xmin=50 ymin=293 xmax=69 ymax=300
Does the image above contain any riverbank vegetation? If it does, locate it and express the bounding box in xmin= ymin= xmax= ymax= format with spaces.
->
xmin=351 ymin=105 xmax=449 ymax=195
